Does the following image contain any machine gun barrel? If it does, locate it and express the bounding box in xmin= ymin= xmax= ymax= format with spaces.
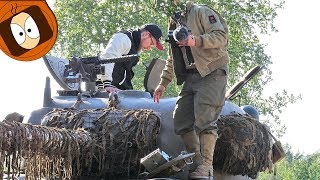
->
xmin=80 ymin=54 xmax=140 ymax=64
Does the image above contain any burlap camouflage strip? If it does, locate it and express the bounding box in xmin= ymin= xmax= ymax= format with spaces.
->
xmin=214 ymin=113 xmax=272 ymax=179
xmin=0 ymin=108 xmax=160 ymax=179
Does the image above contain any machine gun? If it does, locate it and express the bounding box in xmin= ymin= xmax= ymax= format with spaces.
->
xmin=48 ymin=54 xmax=140 ymax=95
xmin=63 ymin=54 xmax=139 ymax=91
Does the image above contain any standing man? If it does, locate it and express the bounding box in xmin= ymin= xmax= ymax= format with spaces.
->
xmin=97 ymin=24 xmax=164 ymax=92
xmin=153 ymin=1 xmax=229 ymax=179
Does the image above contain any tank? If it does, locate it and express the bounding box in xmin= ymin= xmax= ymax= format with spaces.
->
xmin=1 ymin=55 xmax=281 ymax=179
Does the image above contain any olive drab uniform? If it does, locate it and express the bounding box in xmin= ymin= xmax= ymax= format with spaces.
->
xmin=158 ymin=2 xmax=230 ymax=178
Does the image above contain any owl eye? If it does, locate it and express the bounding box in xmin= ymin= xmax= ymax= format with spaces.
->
xmin=10 ymin=23 xmax=26 ymax=45
xmin=24 ymin=16 xmax=40 ymax=39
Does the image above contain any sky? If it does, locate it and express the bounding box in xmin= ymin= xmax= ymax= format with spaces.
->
xmin=0 ymin=0 xmax=320 ymax=155
xmin=260 ymin=0 xmax=320 ymax=155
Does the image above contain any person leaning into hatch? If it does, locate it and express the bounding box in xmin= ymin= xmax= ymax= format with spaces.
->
xmin=96 ymin=24 xmax=164 ymax=93
xmin=153 ymin=0 xmax=229 ymax=179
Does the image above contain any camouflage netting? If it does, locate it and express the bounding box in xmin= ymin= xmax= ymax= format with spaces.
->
xmin=0 ymin=120 xmax=91 ymax=179
xmin=0 ymin=109 xmax=272 ymax=179
xmin=0 ymin=108 xmax=160 ymax=179
xmin=214 ymin=113 xmax=272 ymax=179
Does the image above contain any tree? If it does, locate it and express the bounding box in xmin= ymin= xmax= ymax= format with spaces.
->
xmin=51 ymin=0 xmax=301 ymax=136
xmin=259 ymin=145 xmax=320 ymax=179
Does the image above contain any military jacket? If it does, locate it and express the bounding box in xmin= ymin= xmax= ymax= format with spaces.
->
xmin=160 ymin=2 xmax=229 ymax=87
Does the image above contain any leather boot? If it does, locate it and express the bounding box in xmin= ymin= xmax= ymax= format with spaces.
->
xmin=180 ymin=130 xmax=202 ymax=171
xmin=189 ymin=133 xmax=217 ymax=179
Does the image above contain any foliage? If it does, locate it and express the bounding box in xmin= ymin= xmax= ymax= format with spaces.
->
xmin=51 ymin=0 xmax=301 ymax=136
xmin=259 ymin=144 xmax=320 ymax=180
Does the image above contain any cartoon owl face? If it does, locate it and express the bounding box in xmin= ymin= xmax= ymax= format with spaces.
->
xmin=0 ymin=1 xmax=58 ymax=61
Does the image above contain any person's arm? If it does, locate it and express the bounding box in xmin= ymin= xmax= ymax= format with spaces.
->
xmin=193 ymin=6 xmax=229 ymax=49
xmin=98 ymin=33 xmax=131 ymax=82
xmin=159 ymin=57 xmax=174 ymax=87
xmin=154 ymin=49 xmax=175 ymax=103
xmin=97 ymin=33 xmax=131 ymax=89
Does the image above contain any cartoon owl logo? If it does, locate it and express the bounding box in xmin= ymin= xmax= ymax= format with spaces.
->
xmin=0 ymin=1 xmax=58 ymax=61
